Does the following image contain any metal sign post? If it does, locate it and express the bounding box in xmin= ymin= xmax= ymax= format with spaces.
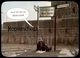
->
xmin=34 ymin=5 xmax=40 ymax=43
xmin=54 ymin=5 xmax=57 ymax=52
xmin=34 ymin=6 xmax=55 ymax=50
xmin=37 ymin=6 xmax=40 ymax=42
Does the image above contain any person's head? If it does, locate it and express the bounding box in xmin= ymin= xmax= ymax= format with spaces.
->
xmin=38 ymin=36 xmax=43 ymax=41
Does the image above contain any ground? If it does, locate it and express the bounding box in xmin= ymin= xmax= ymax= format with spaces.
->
xmin=1 ymin=44 xmax=79 ymax=57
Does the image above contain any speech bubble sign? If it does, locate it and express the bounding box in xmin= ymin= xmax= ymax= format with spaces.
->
xmin=7 ymin=8 xmax=33 ymax=27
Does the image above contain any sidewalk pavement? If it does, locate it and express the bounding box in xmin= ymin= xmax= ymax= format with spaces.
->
xmin=1 ymin=44 xmax=79 ymax=57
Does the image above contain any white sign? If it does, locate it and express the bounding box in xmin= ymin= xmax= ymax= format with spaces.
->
xmin=57 ymin=4 xmax=69 ymax=8
xmin=40 ymin=7 xmax=54 ymax=17
xmin=7 ymin=8 xmax=33 ymax=27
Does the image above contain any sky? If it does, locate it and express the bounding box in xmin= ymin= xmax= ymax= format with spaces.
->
xmin=1 ymin=1 xmax=53 ymax=24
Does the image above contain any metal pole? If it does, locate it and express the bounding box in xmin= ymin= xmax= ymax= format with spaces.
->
xmin=54 ymin=5 xmax=57 ymax=51
xmin=34 ymin=5 xmax=39 ymax=44
xmin=37 ymin=6 xmax=39 ymax=43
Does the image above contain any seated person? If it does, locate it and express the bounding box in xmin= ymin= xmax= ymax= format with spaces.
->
xmin=36 ymin=40 xmax=52 ymax=52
